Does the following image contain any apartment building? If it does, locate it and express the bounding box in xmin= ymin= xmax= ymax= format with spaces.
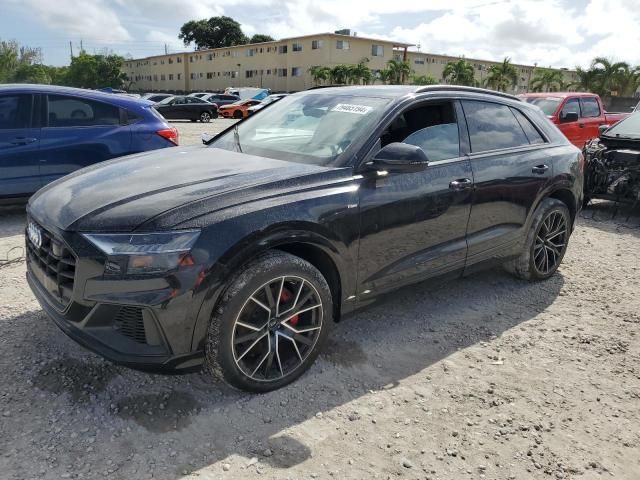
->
xmin=123 ymin=31 xmax=576 ymax=94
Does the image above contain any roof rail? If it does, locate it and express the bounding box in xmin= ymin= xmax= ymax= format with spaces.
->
xmin=415 ymin=85 xmax=521 ymax=101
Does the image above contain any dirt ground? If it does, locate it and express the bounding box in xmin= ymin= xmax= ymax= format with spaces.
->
xmin=0 ymin=125 xmax=639 ymax=479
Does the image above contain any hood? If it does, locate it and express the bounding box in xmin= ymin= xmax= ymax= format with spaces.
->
xmin=28 ymin=146 xmax=332 ymax=232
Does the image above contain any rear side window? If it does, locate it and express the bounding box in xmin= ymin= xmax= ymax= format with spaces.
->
xmin=462 ymin=100 xmax=529 ymax=152
xmin=510 ymin=108 xmax=545 ymax=145
xmin=561 ymin=98 xmax=581 ymax=118
xmin=581 ymin=97 xmax=601 ymax=118
xmin=0 ymin=94 xmax=32 ymax=129
xmin=47 ymin=95 xmax=120 ymax=127
xmin=122 ymin=108 xmax=142 ymax=125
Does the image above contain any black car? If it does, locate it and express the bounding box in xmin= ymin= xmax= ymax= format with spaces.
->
xmin=154 ymin=95 xmax=217 ymax=122
xmin=26 ymin=86 xmax=583 ymax=392
xmin=583 ymin=111 xmax=640 ymax=206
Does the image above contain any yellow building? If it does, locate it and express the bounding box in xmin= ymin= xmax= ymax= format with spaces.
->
xmin=123 ymin=31 xmax=576 ymax=94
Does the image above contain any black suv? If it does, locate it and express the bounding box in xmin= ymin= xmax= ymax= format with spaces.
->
xmin=26 ymin=86 xmax=583 ymax=392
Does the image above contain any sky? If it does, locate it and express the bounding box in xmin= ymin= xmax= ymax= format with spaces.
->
xmin=2 ymin=0 xmax=640 ymax=69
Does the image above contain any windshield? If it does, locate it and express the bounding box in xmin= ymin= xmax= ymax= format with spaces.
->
xmin=157 ymin=96 xmax=175 ymax=105
xmin=523 ymin=97 xmax=562 ymax=116
xmin=211 ymin=93 xmax=391 ymax=166
xmin=603 ymin=112 xmax=640 ymax=139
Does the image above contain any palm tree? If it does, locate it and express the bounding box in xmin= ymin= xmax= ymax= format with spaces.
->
xmin=329 ymin=64 xmax=350 ymax=85
xmin=572 ymin=66 xmax=601 ymax=93
xmin=590 ymin=57 xmax=631 ymax=96
xmin=484 ymin=57 xmax=518 ymax=92
xmin=530 ymin=68 xmax=565 ymax=92
xmin=618 ymin=66 xmax=640 ymax=97
xmin=411 ymin=74 xmax=437 ymax=86
xmin=346 ymin=62 xmax=372 ymax=85
xmin=308 ymin=65 xmax=331 ymax=86
xmin=442 ymin=58 xmax=475 ymax=86
xmin=376 ymin=68 xmax=394 ymax=85
xmin=386 ymin=59 xmax=411 ymax=84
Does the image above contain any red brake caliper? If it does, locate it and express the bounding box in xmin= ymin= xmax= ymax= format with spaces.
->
xmin=280 ymin=288 xmax=299 ymax=326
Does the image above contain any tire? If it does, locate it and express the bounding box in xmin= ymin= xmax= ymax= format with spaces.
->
xmin=205 ymin=251 xmax=333 ymax=393
xmin=233 ymin=110 xmax=243 ymax=119
xmin=506 ymin=198 xmax=571 ymax=281
xmin=199 ymin=111 xmax=212 ymax=123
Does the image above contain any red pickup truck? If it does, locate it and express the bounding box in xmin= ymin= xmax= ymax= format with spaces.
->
xmin=520 ymin=92 xmax=629 ymax=149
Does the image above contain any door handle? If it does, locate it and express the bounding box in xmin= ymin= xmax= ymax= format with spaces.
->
xmin=578 ymin=123 xmax=585 ymax=128
xmin=449 ymin=178 xmax=472 ymax=190
xmin=10 ymin=137 xmax=37 ymax=145
xmin=532 ymin=164 xmax=549 ymax=175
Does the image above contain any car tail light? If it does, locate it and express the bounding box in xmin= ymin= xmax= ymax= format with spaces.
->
xmin=157 ymin=127 xmax=179 ymax=146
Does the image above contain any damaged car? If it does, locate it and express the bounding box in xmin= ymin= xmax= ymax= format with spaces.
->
xmin=583 ymin=111 xmax=640 ymax=206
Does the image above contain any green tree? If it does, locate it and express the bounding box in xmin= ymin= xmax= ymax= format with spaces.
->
xmin=442 ymin=58 xmax=475 ymax=86
xmin=179 ymin=16 xmax=248 ymax=49
xmin=0 ymin=40 xmax=43 ymax=82
xmin=329 ymin=64 xmax=350 ymax=84
xmin=249 ymin=34 xmax=275 ymax=44
xmin=347 ymin=62 xmax=372 ymax=85
xmin=530 ymin=68 xmax=565 ymax=92
xmin=308 ymin=65 xmax=331 ymax=85
xmin=590 ymin=57 xmax=632 ymax=96
xmin=411 ymin=74 xmax=437 ymax=86
xmin=65 ymin=51 xmax=127 ymax=89
xmin=484 ymin=57 xmax=518 ymax=92
xmin=376 ymin=68 xmax=394 ymax=84
xmin=386 ymin=59 xmax=411 ymax=84
xmin=10 ymin=63 xmax=52 ymax=84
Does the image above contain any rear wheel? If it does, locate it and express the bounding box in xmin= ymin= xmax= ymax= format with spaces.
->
xmin=233 ymin=110 xmax=243 ymax=119
xmin=205 ymin=251 xmax=333 ymax=392
xmin=506 ymin=198 xmax=571 ymax=281
xmin=200 ymin=111 xmax=212 ymax=123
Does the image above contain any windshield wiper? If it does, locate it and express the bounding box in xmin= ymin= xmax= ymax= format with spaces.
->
xmin=233 ymin=124 xmax=243 ymax=153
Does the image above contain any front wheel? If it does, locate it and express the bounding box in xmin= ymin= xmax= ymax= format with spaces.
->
xmin=233 ymin=110 xmax=243 ymax=119
xmin=205 ymin=251 xmax=333 ymax=393
xmin=506 ymin=198 xmax=571 ymax=281
xmin=200 ymin=111 xmax=212 ymax=123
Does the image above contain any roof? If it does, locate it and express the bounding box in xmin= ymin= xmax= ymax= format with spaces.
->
xmin=520 ymin=92 xmax=596 ymax=98
xmin=0 ymin=83 xmax=153 ymax=107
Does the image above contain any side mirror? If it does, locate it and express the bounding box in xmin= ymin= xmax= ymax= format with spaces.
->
xmin=201 ymin=133 xmax=214 ymax=144
xmin=362 ymin=143 xmax=429 ymax=174
xmin=598 ymin=124 xmax=610 ymax=136
xmin=560 ymin=111 xmax=579 ymax=123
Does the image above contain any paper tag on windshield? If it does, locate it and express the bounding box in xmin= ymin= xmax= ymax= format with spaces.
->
xmin=331 ymin=103 xmax=373 ymax=115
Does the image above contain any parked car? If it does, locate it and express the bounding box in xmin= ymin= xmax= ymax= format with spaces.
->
xmin=520 ymin=92 xmax=629 ymax=149
xmin=247 ymin=94 xmax=288 ymax=115
xmin=187 ymin=92 xmax=211 ymax=99
xmin=141 ymin=93 xmax=173 ymax=103
xmin=583 ymin=111 xmax=640 ymax=206
xmin=26 ymin=86 xmax=583 ymax=392
xmin=218 ymin=99 xmax=262 ymax=119
xmin=153 ymin=95 xmax=218 ymax=122
xmin=0 ymin=84 xmax=178 ymax=202
xmin=200 ymin=93 xmax=241 ymax=107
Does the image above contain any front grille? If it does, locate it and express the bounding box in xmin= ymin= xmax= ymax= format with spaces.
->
xmin=26 ymin=221 xmax=76 ymax=308
xmin=114 ymin=306 xmax=147 ymax=344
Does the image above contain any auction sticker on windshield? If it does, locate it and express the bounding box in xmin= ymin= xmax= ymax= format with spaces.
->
xmin=331 ymin=104 xmax=374 ymax=115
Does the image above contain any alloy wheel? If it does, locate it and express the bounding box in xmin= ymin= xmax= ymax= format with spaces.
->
xmin=533 ymin=210 xmax=567 ymax=275
xmin=231 ymin=276 xmax=323 ymax=382
xmin=200 ymin=112 xmax=211 ymax=122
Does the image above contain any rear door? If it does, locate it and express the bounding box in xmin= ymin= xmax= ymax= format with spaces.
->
xmin=557 ymin=97 xmax=582 ymax=148
xmin=0 ymin=93 xmax=41 ymax=197
xmin=462 ymin=100 xmax=552 ymax=267
xmin=580 ymin=96 xmax=604 ymax=143
xmin=39 ymin=94 xmax=131 ymax=186
xmin=357 ymin=99 xmax=473 ymax=297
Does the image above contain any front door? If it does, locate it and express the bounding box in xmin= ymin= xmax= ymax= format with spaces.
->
xmin=580 ymin=96 xmax=605 ymax=144
xmin=0 ymin=93 xmax=41 ymax=197
xmin=357 ymin=100 xmax=473 ymax=299
xmin=461 ymin=100 xmax=553 ymax=265
xmin=558 ymin=97 xmax=583 ymax=148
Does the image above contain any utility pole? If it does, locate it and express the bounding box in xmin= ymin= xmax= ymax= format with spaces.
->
xmin=69 ymin=41 xmax=73 ymax=60
xmin=164 ymin=44 xmax=168 ymax=55
xmin=80 ymin=39 xmax=83 ymax=53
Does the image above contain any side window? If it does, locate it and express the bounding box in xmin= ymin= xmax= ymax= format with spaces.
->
xmin=560 ymin=98 xmax=581 ymax=119
xmin=380 ymin=102 xmax=460 ymax=161
xmin=47 ymin=95 xmax=120 ymax=127
xmin=581 ymin=97 xmax=601 ymax=118
xmin=462 ymin=100 xmax=529 ymax=152
xmin=510 ymin=108 xmax=545 ymax=145
xmin=0 ymin=94 xmax=32 ymax=129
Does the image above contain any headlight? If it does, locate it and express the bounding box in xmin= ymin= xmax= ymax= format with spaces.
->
xmin=83 ymin=230 xmax=200 ymax=275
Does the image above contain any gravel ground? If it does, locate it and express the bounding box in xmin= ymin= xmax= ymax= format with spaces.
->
xmin=1 ymin=161 xmax=639 ymax=478
xmin=171 ymin=119 xmax=238 ymax=146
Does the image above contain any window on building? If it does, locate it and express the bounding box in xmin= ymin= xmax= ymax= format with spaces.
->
xmin=278 ymin=68 xmax=287 ymax=77
xmin=199 ymin=72 xmax=204 ymax=78
xmin=462 ymin=100 xmax=531 ymax=152
xmin=177 ymin=73 xmax=181 ymax=80
xmin=312 ymin=40 xmax=323 ymax=50
xmin=168 ymin=58 xmax=173 ymax=64
xmin=208 ymin=54 xmax=213 ymax=61
xmin=190 ymin=73 xmax=195 ymax=80
xmin=246 ymin=48 xmax=255 ymax=57
xmin=160 ymin=74 xmax=166 ymax=81
xmin=291 ymin=67 xmax=302 ymax=77
xmin=278 ymin=45 xmax=288 ymax=54
xmin=292 ymin=42 xmax=303 ymax=52
xmin=371 ymin=45 xmax=384 ymax=56
xmin=169 ymin=74 xmax=174 ymax=80
xmin=153 ymin=74 xmax=158 ymax=81
xmin=414 ymin=58 xmax=425 ymax=65
xmin=189 ymin=56 xmax=193 ymax=63
xmin=246 ymin=70 xmax=254 ymax=78
xmin=47 ymin=95 xmax=120 ymax=128
xmin=232 ymin=71 xmax=238 ymax=79
xmin=336 ymin=40 xmax=350 ymax=50
xmin=206 ymin=72 xmax=213 ymax=79
xmin=177 ymin=57 xmax=182 ymax=63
